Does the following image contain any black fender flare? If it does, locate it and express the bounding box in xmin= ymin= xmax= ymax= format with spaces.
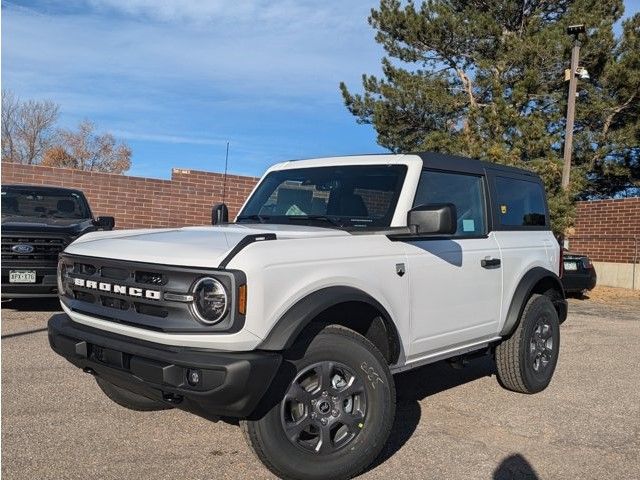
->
xmin=258 ymin=286 xmax=396 ymax=352
xmin=501 ymin=267 xmax=566 ymax=336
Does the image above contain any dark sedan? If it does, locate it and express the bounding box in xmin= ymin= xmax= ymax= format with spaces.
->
xmin=562 ymin=251 xmax=597 ymax=295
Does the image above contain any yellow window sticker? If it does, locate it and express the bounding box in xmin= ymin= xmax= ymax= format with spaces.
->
xmin=500 ymin=205 xmax=507 ymax=214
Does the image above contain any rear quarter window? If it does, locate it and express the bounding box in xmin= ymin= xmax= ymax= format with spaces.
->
xmin=495 ymin=176 xmax=547 ymax=228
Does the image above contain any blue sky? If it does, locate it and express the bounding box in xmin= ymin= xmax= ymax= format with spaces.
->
xmin=2 ymin=0 xmax=639 ymax=179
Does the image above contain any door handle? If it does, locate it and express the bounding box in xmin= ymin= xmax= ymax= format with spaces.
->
xmin=481 ymin=257 xmax=501 ymax=268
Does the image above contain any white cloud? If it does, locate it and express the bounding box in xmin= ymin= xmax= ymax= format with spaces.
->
xmin=86 ymin=0 xmax=257 ymax=23
xmin=84 ymin=0 xmax=360 ymax=31
xmin=110 ymin=130 xmax=228 ymax=146
xmin=2 ymin=1 xmax=381 ymax=98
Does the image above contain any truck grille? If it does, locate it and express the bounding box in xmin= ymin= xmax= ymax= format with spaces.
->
xmin=1 ymin=236 xmax=68 ymax=262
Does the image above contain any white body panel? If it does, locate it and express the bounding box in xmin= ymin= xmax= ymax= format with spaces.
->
xmin=228 ymin=234 xmax=411 ymax=359
xmin=67 ymin=224 xmax=349 ymax=268
xmin=494 ymin=230 xmax=559 ymax=325
xmin=402 ymin=234 xmax=502 ymax=361
xmin=61 ymin=302 xmax=263 ymax=350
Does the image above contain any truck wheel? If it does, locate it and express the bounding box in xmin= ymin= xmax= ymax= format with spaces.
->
xmin=496 ymin=294 xmax=560 ymax=394
xmin=96 ymin=378 xmax=172 ymax=411
xmin=242 ymin=325 xmax=395 ymax=480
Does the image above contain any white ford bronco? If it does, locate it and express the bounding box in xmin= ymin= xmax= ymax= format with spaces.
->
xmin=49 ymin=153 xmax=567 ymax=480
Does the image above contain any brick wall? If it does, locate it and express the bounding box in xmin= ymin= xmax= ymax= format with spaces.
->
xmin=1 ymin=163 xmax=259 ymax=229
xmin=3 ymin=164 xmax=638 ymax=265
xmin=569 ymin=197 xmax=640 ymax=264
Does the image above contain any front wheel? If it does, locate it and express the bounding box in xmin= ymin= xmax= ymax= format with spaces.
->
xmin=242 ymin=325 xmax=395 ymax=480
xmin=495 ymin=294 xmax=560 ymax=394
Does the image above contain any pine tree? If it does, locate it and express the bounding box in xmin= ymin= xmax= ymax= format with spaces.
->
xmin=340 ymin=0 xmax=639 ymax=233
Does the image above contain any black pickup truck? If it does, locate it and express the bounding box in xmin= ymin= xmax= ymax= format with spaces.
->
xmin=1 ymin=185 xmax=114 ymax=298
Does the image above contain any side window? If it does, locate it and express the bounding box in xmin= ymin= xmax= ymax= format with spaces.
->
xmin=495 ymin=176 xmax=546 ymax=227
xmin=413 ymin=170 xmax=486 ymax=237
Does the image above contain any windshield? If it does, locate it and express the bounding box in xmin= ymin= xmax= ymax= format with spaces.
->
xmin=238 ymin=165 xmax=407 ymax=229
xmin=1 ymin=186 xmax=91 ymax=220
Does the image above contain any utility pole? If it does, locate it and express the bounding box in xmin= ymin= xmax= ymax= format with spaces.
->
xmin=562 ymin=24 xmax=586 ymax=190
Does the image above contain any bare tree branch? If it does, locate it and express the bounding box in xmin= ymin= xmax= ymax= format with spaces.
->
xmin=1 ymin=90 xmax=59 ymax=165
xmin=43 ymin=120 xmax=131 ymax=174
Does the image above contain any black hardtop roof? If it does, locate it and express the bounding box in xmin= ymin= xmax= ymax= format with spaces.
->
xmin=287 ymin=152 xmax=540 ymax=179
xmin=417 ymin=152 xmax=540 ymax=178
xmin=1 ymin=184 xmax=87 ymax=196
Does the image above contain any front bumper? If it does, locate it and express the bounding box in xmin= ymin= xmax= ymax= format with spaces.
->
xmin=1 ymin=266 xmax=58 ymax=298
xmin=48 ymin=313 xmax=282 ymax=419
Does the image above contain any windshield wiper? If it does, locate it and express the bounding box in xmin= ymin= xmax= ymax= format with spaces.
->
xmin=286 ymin=215 xmax=345 ymax=228
xmin=236 ymin=214 xmax=270 ymax=223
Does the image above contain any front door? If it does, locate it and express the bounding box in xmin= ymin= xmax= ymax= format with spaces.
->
xmin=403 ymin=169 xmax=502 ymax=360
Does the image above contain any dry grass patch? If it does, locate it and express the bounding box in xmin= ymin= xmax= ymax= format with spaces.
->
xmin=585 ymin=286 xmax=640 ymax=303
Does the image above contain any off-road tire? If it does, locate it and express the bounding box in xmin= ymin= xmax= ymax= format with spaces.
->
xmin=496 ymin=294 xmax=560 ymax=394
xmin=242 ymin=325 xmax=395 ymax=480
xmin=96 ymin=377 xmax=172 ymax=411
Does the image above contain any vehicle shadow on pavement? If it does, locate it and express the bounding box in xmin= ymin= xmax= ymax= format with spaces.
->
xmin=565 ymin=292 xmax=589 ymax=300
xmin=1 ymin=327 xmax=49 ymax=340
xmin=367 ymin=355 xmax=496 ymax=472
xmin=1 ymin=298 xmax=61 ymax=312
xmin=493 ymin=453 xmax=540 ymax=479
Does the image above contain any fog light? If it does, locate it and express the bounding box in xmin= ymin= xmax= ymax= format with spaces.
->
xmin=187 ymin=369 xmax=201 ymax=386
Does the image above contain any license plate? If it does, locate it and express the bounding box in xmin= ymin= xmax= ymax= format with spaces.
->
xmin=9 ymin=270 xmax=37 ymax=283
xmin=564 ymin=262 xmax=578 ymax=271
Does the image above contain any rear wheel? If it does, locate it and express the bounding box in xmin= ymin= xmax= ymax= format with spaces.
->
xmin=242 ymin=325 xmax=395 ymax=480
xmin=496 ymin=294 xmax=560 ymax=393
xmin=96 ymin=378 xmax=172 ymax=411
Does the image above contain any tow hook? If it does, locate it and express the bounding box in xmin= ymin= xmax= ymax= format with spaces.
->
xmin=162 ymin=392 xmax=183 ymax=404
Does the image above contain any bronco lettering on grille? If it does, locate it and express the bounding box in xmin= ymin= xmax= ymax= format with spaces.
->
xmin=73 ymin=277 xmax=161 ymax=300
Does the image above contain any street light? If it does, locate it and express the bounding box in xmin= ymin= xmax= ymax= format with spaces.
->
xmin=561 ymin=24 xmax=586 ymax=190
xmin=576 ymin=67 xmax=590 ymax=80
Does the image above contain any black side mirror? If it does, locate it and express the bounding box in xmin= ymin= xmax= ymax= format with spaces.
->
xmin=408 ymin=203 xmax=457 ymax=235
xmin=94 ymin=216 xmax=115 ymax=230
xmin=211 ymin=203 xmax=229 ymax=225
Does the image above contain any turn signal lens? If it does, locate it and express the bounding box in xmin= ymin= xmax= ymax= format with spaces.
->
xmin=238 ymin=284 xmax=247 ymax=315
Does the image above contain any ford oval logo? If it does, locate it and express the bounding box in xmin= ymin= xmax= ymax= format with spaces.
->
xmin=12 ymin=244 xmax=34 ymax=254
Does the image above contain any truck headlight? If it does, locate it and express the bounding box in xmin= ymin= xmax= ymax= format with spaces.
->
xmin=191 ymin=277 xmax=228 ymax=324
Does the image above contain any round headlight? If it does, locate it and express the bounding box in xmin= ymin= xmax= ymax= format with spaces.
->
xmin=191 ymin=277 xmax=228 ymax=324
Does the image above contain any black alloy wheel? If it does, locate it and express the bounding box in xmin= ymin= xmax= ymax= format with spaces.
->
xmin=281 ymin=361 xmax=367 ymax=454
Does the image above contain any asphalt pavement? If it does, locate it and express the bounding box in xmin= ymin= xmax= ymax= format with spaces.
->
xmin=1 ymin=294 xmax=639 ymax=479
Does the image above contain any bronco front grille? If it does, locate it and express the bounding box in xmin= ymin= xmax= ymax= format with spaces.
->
xmin=58 ymin=253 xmax=242 ymax=333
xmin=1 ymin=236 xmax=68 ymax=262
xmin=64 ymin=259 xmax=169 ymax=319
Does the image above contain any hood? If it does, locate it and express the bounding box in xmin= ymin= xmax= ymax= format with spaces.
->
xmin=65 ymin=223 xmax=350 ymax=268
xmin=1 ymin=215 xmax=95 ymax=235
